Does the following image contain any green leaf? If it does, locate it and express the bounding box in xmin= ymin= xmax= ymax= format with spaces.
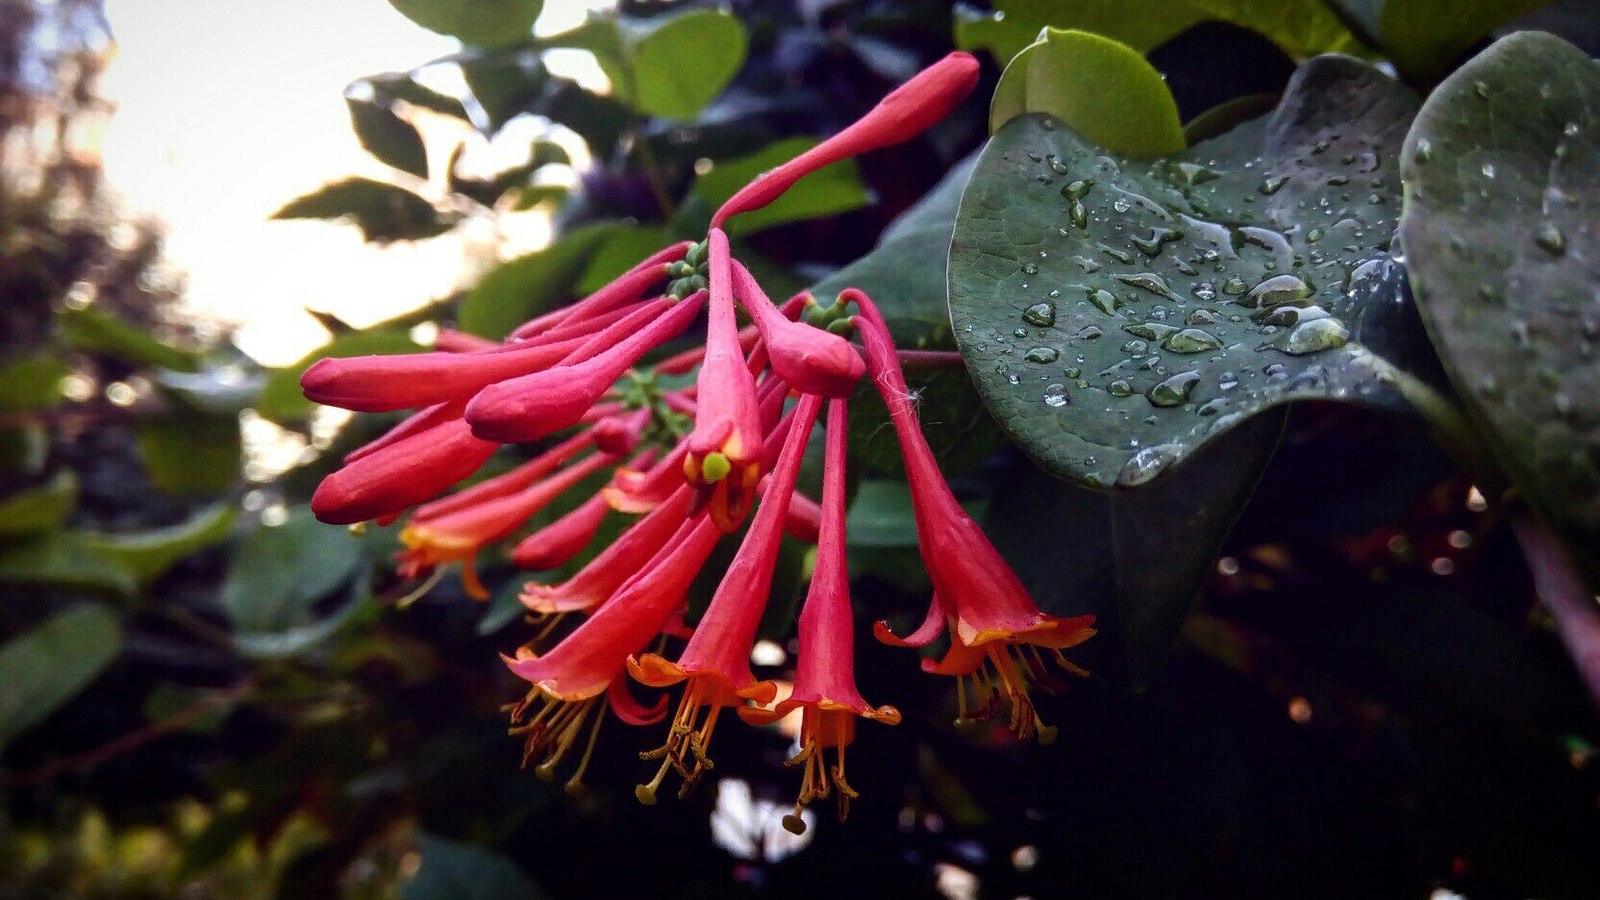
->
xmin=82 ymin=504 xmax=237 ymax=586
xmin=990 ymin=29 xmax=1185 ymax=156
xmin=0 ymin=604 xmax=123 ymax=751
xmin=368 ymin=72 xmax=470 ymax=120
xmin=457 ymin=223 xmax=620 ymax=339
xmin=0 ymin=469 xmax=78 ymax=538
xmin=220 ymin=508 xmax=365 ymax=658
xmin=134 ymin=414 xmax=240 ymax=497
xmin=844 ymin=480 xmax=919 ymax=548
xmin=951 ymin=56 xmax=1421 ymax=488
xmin=404 ymin=834 xmax=545 ymax=900
xmin=956 ymin=0 xmax=1359 ymax=64
xmin=387 ymin=0 xmax=542 ymax=47
xmin=0 ymin=354 xmax=68 ymax=412
xmin=348 ymin=97 xmax=429 ymax=178
xmin=273 ymin=178 xmax=455 ymax=244
xmin=693 ymin=138 xmax=870 ymax=237
xmin=58 ymin=307 xmax=200 ymax=372
xmin=0 ymin=425 xmax=50 ymax=476
xmin=0 ymin=533 xmax=138 ymax=597
xmin=1380 ymin=0 xmax=1552 ymax=82
xmin=256 ymin=327 xmax=423 ymax=423
xmin=1183 ymin=93 xmax=1278 ymax=144
xmin=153 ymin=365 xmax=266 ymax=416
xmin=987 ymin=413 xmax=1281 ymax=687
xmin=619 ymin=9 xmax=747 ymax=120
xmin=1398 ymin=31 xmax=1600 ymax=552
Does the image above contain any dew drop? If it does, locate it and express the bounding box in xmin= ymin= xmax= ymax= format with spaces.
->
xmin=1087 ymin=288 xmax=1119 ymax=315
xmin=1277 ymin=317 xmax=1350 ymax=355
xmin=1123 ymin=323 xmax=1178 ymax=341
xmin=1114 ymin=272 xmax=1182 ymax=300
xmin=1118 ymin=443 xmax=1181 ymax=486
xmin=1024 ymin=346 xmax=1060 ymax=364
xmin=1481 ymin=163 xmax=1496 ymax=179
xmin=1413 ymin=139 xmax=1432 ymax=164
xmin=1221 ymin=276 xmax=1249 ymax=295
xmin=1147 ymin=370 xmax=1200 ymax=407
xmin=1062 ymin=178 xmax=1094 ymax=199
xmin=1163 ymin=328 xmax=1224 ymax=354
xmin=1113 ymin=197 xmax=1132 ymax=213
xmin=1240 ymin=273 xmax=1314 ymax=308
xmin=1259 ymin=175 xmax=1289 ymax=195
xmin=1043 ymin=383 xmax=1070 ymax=407
xmin=1021 ymin=262 xmax=1040 ymax=275
xmin=1535 ymin=224 xmax=1566 ymax=256
xmin=1107 ymin=380 xmax=1134 ymax=397
xmin=1023 ymin=302 xmax=1056 ymax=327
xmin=1191 ymin=282 xmax=1217 ymax=301
xmin=1070 ymin=199 xmax=1088 ymax=229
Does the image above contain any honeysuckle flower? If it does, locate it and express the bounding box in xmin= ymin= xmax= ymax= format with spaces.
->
xmin=629 ymin=393 xmax=823 ymax=803
xmin=681 ymin=229 xmax=765 ymax=532
xmin=511 ymin=489 xmax=611 ymax=571
xmin=853 ymin=291 xmax=1096 ymax=741
xmin=521 ymin=486 xmax=695 ymax=614
xmin=505 ymin=514 xmax=724 ymax=789
xmin=711 ymin=52 xmax=979 ymax=227
xmin=507 ymin=242 xmax=692 ymax=341
xmin=730 ymin=260 xmax=863 ymax=398
xmin=741 ymin=398 xmax=899 ymax=832
xmin=312 ymin=412 xmax=497 ymax=525
xmin=409 ymin=431 xmax=594 ymax=522
xmin=398 ymin=449 xmax=622 ymax=598
xmin=466 ymin=291 xmax=707 ymax=442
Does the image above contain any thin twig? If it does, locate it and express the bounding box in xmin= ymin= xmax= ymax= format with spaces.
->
xmin=0 ymin=675 xmax=258 ymax=787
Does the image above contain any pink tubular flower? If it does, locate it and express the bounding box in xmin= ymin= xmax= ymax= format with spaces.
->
xmin=521 ymin=486 xmax=695 ymax=614
xmin=504 ymin=515 xmax=723 ymax=789
xmin=711 ymin=52 xmax=979 ymax=227
xmin=730 ymin=260 xmax=863 ymax=397
xmin=741 ymin=398 xmax=899 ymax=832
xmin=466 ymin=291 xmax=707 ymax=443
xmin=681 ymin=229 xmax=765 ymax=532
xmin=312 ymin=414 xmax=497 ymax=526
xmin=397 ymin=449 xmax=621 ymax=599
xmin=508 ymin=242 xmax=691 ymax=341
xmin=629 ymin=393 xmax=824 ymax=802
xmin=853 ymin=291 xmax=1095 ymax=741
xmin=511 ymin=490 xmax=611 ymax=571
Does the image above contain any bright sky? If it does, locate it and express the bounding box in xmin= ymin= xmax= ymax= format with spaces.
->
xmin=99 ymin=0 xmax=606 ymax=365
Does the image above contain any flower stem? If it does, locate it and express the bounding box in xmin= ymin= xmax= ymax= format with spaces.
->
xmin=894 ymin=349 xmax=965 ymax=370
xmin=1510 ymin=512 xmax=1600 ymax=711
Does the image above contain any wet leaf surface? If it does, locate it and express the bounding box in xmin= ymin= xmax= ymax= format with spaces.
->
xmin=951 ymin=56 xmax=1422 ymax=488
xmin=1399 ymin=31 xmax=1600 ymax=552
xmin=986 ymin=412 xmax=1282 ymax=687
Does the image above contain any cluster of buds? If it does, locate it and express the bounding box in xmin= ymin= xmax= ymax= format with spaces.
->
xmin=303 ymin=52 xmax=1093 ymax=831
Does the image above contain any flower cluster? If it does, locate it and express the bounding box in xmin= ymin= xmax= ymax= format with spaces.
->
xmin=303 ymin=52 xmax=1094 ymax=831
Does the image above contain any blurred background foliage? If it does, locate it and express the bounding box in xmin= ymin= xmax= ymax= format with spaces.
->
xmin=1 ymin=1 xmax=1598 ymax=898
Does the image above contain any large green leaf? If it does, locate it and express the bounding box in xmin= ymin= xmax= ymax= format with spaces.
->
xmin=457 ymin=223 xmax=620 ymax=339
xmin=990 ymin=29 xmax=1185 ymax=155
xmin=387 ymin=0 xmax=542 ymax=47
xmin=404 ymin=834 xmax=545 ymax=900
xmin=220 ymin=508 xmax=365 ymax=658
xmin=1380 ymin=0 xmax=1552 ymax=82
xmin=348 ymin=97 xmax=429 ymax=179
xmin=693 ymin=138 xmax=870 ymax=237
xmin=0 ymin=470 xmax=77 ymax=538
xmin=1398 ymin=31 xmax=1600 ymax=552
xmin=617 ymin=9 xmax=747 ymax=121
xmin=255 ymin=327 xmax=424 ymax=422
xmin=82 ymin=504 xmax=237 ymax=587
xmin=0 ymin=604 xmax=123 ymax=751
xmin=956 ymin=0 xmax=1360 ymax=65
xmin=273 ymin=178 xmax=456 ymax=244
xmin=950 ymin=56 xmax=1421 ymax=488
xmin=0 ymin=533 xmax=138 ymax=597
xmin=986 ymin=412 xmax=1282 ymax=687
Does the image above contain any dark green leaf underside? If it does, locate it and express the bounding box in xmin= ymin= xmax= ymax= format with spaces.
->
xmin=951 ymin=56 xmax=1422 ymax=488
xmin=1399 ymin=31 xmax=1600 ymax=551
